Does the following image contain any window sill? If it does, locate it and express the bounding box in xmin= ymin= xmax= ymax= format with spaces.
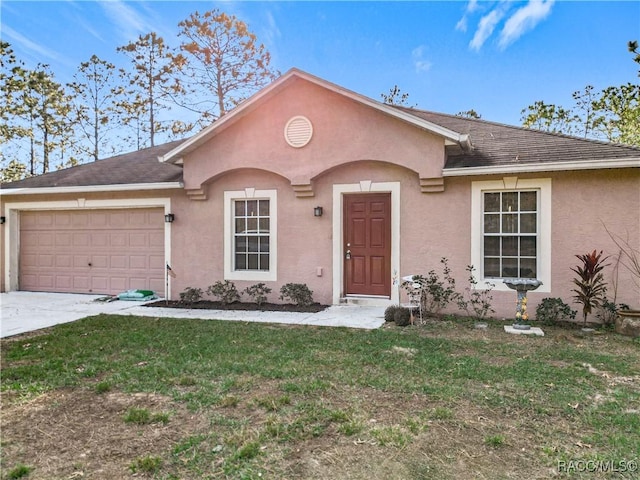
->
xmin=225 ymin=270 xmax=276 ymax=282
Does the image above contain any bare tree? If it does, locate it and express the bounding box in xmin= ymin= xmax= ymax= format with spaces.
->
xmin=176 ymin=9 xmax=279 ymax=127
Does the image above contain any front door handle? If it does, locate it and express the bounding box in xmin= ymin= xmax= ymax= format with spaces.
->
xmin=345 ymin=249 xmax=351 ymax=260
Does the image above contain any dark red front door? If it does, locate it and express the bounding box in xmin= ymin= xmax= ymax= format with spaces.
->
xmin=344 ymin=193 xmax=391 ymax=296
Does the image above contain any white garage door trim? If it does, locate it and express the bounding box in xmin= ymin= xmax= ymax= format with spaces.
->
xmin=4 ymin=197 xmax=173 ymax=298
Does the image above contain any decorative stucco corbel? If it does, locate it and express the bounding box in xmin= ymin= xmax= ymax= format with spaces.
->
xmin=420 ymin=177 xmax=445 ymax=193
xmin=186 ymin=187 xmax=207 ymax=200
xmin=291 ymin=183 xmax=314 ymax=198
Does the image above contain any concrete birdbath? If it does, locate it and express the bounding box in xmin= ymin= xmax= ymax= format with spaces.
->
xmin=503 ymin=278 xmax=543 ymax=331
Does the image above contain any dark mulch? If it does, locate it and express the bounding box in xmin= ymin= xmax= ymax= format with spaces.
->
xmin=145 ymin=300 xmax=328 ymax=313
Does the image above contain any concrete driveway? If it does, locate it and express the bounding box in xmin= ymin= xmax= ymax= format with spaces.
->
xmin=0 ymin=292 xmax=385 ymax=338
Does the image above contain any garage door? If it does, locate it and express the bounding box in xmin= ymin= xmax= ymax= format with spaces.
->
xmin=19 ymin=209 xmax=165 ymax=295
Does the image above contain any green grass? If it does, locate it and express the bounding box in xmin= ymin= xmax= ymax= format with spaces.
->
xmin=5 ymin=464 xmax=34 ymax=479
xmin=2 ymin=314 xmax=639 ymax=479
xmin=123 ymin=407 xmax=170 ymax=425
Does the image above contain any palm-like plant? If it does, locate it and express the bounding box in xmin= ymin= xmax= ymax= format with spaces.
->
xmin=571 ymin=250 xmax=610 ymax=327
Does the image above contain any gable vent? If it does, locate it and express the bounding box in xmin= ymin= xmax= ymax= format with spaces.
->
xmin=284 ymin=116 xmax=313 ymax=148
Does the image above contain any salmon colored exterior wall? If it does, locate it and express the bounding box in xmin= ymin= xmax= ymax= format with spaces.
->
xmin=182 ymin=78 xmax=445 ymax=194
xmin=1 ymin=75 xmax=638 ymax=324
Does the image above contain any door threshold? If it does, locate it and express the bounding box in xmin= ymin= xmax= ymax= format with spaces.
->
xmin=345 ymin=294 xmax=390 ymax=299
xmin=340 ymin=296 xmax=392 ymax=307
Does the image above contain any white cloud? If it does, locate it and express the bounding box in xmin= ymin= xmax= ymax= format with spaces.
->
xmin=99 ymin=0 xmax=155 ymax=43
xmin=498 ymin=0 xmax=555 ymax=49
xmin=262 ymin=10 xmax=282 ymax=46
xmin=469 ymin=6 xmax=507 ymax=51
xmin=2 ymin=24 xmax=63 ymax=63
xmin=456 ymin=0 xmax=480 ymax=32
xmin=72 ymin=13 xmax=105 ymax=43
xmin=412 ymin=45 xmax=432 ymax=73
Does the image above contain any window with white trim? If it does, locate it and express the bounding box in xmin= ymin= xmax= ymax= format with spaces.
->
xmin=483 ymin=190 xmax=537 ymax=279
xmin=224 ymin=189 xmax=277 ymax=282
xmin=233 ymin=199 xmax=270 ymax=271
xmin=471 ymin=178 xmax=551 ymax=292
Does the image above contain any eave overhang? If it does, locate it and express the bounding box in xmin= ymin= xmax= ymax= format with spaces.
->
xmin=442 ymin=157 xmax=640 ymax=177
xmin=0 ymin=182 xmax=184 ymax=196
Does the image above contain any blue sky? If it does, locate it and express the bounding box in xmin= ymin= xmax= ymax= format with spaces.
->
xmin=2 ymin=1 xmax=639 ymax=127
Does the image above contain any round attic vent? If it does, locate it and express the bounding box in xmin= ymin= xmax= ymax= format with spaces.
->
xmin=284 ymin=116 xmax=313 ymax=148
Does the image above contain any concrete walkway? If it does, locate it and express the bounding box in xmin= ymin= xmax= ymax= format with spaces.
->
xmin=0 ymin=292 xmax=386 ymax=338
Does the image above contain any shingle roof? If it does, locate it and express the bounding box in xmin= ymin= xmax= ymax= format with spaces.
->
xmin=396 ymin=107 xmax=640 ymax=169
xmin=1 ymin=140 xmax=185 ymax=189
xmin=3 ymin=103 xmax=639 ymax=192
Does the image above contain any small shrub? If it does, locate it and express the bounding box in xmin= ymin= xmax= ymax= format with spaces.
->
xmin=6 ymin=464 xmax=34 ymax=479
xmin=394 ymin=307 xmax=412 ymax=326
xmin=535 ymin=298 xmax=577 ymax=325
xmin=244 ymin=283 xmax=272 ymax=306
xmin=457 ymin=265 xmax=495 ymax=320
xmin=207 ymin=280 xmax=241 ymax=304
xmin=403 ymin=258 xmax=461 ymax=317
xmin=279 ymin=283 xmax=314 ymax=306
xmin=597 ymin=298 xmax=630 ymax=327
xmin=571 ymin=250 xmax=610 ymax=326
xmin=179 ymin=287 xmax=203 ymax=304
xmin=384 ymin=305 xmax=401 ymax=323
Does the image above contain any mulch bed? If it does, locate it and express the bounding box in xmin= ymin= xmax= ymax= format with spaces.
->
xmin=144 ymin=300 xmax=328 ymax=313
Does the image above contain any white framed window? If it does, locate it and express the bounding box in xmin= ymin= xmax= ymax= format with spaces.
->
xmin=224 ymin=189 xmax=277 ymax=281
xmin=483 ymin=190 xmax=538 ymax=279
xmin=471 ymin=178 xmax=551 ymax=292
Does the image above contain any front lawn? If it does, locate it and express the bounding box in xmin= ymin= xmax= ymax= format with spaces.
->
xmin=1 ymin=315 xmax=639 ymax=479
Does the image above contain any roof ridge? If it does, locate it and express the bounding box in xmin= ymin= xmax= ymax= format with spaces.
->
xmin=392 ymin=105 xmax=640 ymax=152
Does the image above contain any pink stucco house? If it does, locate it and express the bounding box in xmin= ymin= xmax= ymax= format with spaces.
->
xmin=1 ymin=69 xmax=639 ymax=320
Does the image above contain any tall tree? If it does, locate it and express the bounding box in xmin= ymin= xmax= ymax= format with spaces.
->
xmin=22 ymin=65 xmax=74 ymax=174
xmin=68 ymin=55 xmax=121 ymax=161
xmin=521 ymin=41 xmax=639 ymax=147
xmin=0 ymin=42 xmax=29 ymax=145
xmin=3 ymin=61 xmax=74 ymax=176
xmin=1 ymin=158 xmax=26 ymax=182
xmin=117 ymin=32 xmax=183 ymax=147
xmin=1 ymin=42 xmax=30 ymax=180
xmin=176 ymin=9 xmax=279 ymax=126
xmin=592 ymin=83 xmax=640 ymax=145
xmin=520 ymin=100 xmax=579 ymax=135
xmin=381 ymin=85 xmax=414 ymax=106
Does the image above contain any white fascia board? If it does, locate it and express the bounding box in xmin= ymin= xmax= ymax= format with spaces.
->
xmin=0 ymin=182 xmax=184 ymax=196
xmin=443 ymin=157 xmax=640 ymax=177
xmin=159 ymin=69 xmax=469 ymax=163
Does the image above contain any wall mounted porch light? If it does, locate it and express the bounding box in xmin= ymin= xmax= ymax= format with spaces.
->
xmin=164 ymin=213 xmax=175 ymax=223
xmin=0 ymin=216 xmax=5 ymax=224
xmin=314 ymin=206 xmax=323 ymax=217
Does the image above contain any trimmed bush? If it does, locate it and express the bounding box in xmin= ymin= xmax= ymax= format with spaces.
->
xmin=535 ymin=297 xmax=577 ymax=325
xmin=207 ymin=280 xmax=241 ymax=304
xmin=179 ymin=287 xmax=203 ymax=304
xmin=279 ymin=283 xmax=314 ymax=306
xmin=244 ymin=283 xmax=272 ymax=306
xmin=394 ymin=307 xmax=412 ymax=327
xmin=384 ymin=305 xmax=401 ymax=323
